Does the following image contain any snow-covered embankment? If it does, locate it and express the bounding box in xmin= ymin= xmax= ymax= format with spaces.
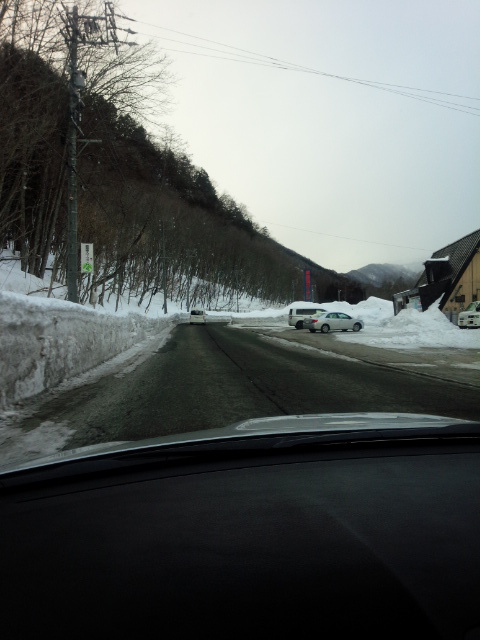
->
xmin=0 ymin=291 xmax=176 ymax=411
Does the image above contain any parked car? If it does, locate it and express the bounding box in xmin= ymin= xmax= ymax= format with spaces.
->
xmin=304 ymin=311 xmax=363 ymax=333
xmin=458 ymin=302 xmax=480 ymax=328
xmin=288 ymin=306 xmax=327 ymax=329
xmin=190 ymin=309 xmax=206 ymax=324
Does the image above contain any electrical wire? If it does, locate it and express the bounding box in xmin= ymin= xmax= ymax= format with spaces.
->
xmin=145 ymin=41 xmax=480 ymax=116
xmin=130 ymin=18 xmax=480 ymax=100
xmin=260 ymin=220 xmax=432 ymax=252
xmin=115 ymin=15 xmax=480 ymax=116
xmin=116 ymin=18 xmax=457 ymax=94
xmin=148 ymin=45 xmax=480 ymax=117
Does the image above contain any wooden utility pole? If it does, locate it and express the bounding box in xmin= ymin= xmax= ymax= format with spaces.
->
xmin=65 ymin=5 xmax=80 ymax=303
xmin=61 ymin=3 xmax=136 ymax=303
xmin=162 ymin=222 xmax=168 ymax=314
xmin=185 ymin=251 xmax=196 ymax=312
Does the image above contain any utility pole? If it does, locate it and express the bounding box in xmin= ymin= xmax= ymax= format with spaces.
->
xmin=162 ymin=223 xmax=167 ymax=314
xmin=65 ymin=5 xmax=80 ymax=303
xmin=233 ymin=270 xmax=240 ymax=313
xmin=185 ymin=251 xmax=196 ymax=312
xmin=158 ymin=222 xmax=170 ymax=314
xmin=61 ymin=3 xmax=136 ymax=303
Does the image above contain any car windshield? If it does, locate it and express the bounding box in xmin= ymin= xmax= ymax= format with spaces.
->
xmin=463 ymin=302 xmax=479 ymax=312
xmin=0 ymin=0 xmax=479 ymax=473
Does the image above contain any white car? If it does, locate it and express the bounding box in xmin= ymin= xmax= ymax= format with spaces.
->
xmin=288 ymin=307 xmax=327 ymax=329
xmin=458 ymin=302 xmax=480 ymax=329
xmin=303 ymin=311 xmax=363 ymax=333
xmin=190 ymin=309 xmax=206 ymax=324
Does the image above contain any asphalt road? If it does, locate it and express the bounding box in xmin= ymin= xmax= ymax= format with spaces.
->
xmin=19 ymin=321 xmax=479 ymax=449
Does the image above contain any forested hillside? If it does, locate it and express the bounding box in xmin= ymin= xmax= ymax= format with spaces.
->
xmin=0 ymin=0 xmax=363 ymax=310
xmin=345 ymin=263 xmax=423 ymax=301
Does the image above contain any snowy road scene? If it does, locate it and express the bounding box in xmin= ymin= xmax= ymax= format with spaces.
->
xmin=1 ymin=255 xmax=479 ymax=470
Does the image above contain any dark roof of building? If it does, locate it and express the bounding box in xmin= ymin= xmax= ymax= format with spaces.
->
xmin=416 ymin=228 xmax=480 ymax=288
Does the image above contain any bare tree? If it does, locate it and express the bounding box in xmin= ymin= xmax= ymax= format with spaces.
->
xmin=80 ymin=40 xmax=174 ymax=127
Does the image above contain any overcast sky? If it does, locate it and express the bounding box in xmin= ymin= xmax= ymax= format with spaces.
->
xmin=116 ymin=0 xmax=480 ymax=273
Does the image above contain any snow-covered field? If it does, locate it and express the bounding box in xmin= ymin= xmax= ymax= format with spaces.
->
xmin=1 ymin=251 xmax=479 ymax=466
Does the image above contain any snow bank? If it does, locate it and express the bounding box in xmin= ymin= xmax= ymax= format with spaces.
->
xmin=231 ymin=314 xmax=288 ymax=326
xmin=229 ymin=297 xmax=394 ymax=328
xmin=0 ymin=254 xmax=284 ymax=409
xmin=351 ymin=296 xmax=396 ymax=326
xmin=0 ymin=291 xmax=175 ymax=410
xmin=337 ymin=302 xmax=480 ymax=349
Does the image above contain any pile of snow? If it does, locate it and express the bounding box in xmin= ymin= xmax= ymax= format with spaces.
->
xmin=337 ymin=300 xmax=479 ymax=349
xmin=0 ymin=290 xmax=177 ymax=410
xmin=350 ymin=297 xmax=395 ymax=326
xmin=227 ymin=295 xmax=478 ymax=351
xmin=230 ymin=298 xmax=394 ymax=327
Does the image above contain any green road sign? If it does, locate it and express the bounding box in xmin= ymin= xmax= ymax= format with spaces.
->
xmin=82 ymin=262 xmax=93 ymax=273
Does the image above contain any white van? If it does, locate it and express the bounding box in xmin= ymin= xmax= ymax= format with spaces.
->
xmin=288 ymin=307 xmax=327 ymax=330
xmin=458 ymin=302 xmax=480 ymax=329
xmin=190 ymin=309 xmax=206 ymax=325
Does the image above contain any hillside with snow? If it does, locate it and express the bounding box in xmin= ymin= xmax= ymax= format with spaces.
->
xmin=345 ymin=262 xmax=423 ymax=287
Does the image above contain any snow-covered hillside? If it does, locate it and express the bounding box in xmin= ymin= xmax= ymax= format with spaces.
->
xmin=346 ymin=262 xmax=422 ymax=287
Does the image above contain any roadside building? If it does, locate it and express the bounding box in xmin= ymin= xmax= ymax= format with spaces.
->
xmin=393 ymin=228 xmax=480 ymax=324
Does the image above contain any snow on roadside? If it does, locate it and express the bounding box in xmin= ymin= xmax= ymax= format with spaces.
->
xmin=0 ymin=290 xmax=177 ymax=410
xmin=0 ymin=326 xmax=175 ymax=466
xmin=0 ymin=419 xmax=75 ymax=466
xmin=337 ymin=300 xmax=480 ymax=349
xmin=229 ymin=297 xmax=394 ymax=327
xmin=231 ymin=295 xmax=479 ymax=350
xmin=0 ymin=252 xmax=283 ymax=411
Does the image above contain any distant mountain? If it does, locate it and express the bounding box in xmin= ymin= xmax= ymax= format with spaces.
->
xmin=344 ymin=263 xmax=423 ymax=288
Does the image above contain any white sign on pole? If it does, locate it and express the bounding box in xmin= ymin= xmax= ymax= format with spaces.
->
xmin=81 ymin=243 xmax=94 ymax=274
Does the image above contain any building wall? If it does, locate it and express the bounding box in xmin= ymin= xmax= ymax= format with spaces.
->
xmin=442 ymin=250 xmax=480 ymax=313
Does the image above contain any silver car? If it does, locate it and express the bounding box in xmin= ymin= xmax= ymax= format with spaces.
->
xmin=304 ymin=311 xmax=363 ymax=333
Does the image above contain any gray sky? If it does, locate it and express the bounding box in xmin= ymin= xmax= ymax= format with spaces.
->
xmin=117 ymin=0 xmax=480 ymax=273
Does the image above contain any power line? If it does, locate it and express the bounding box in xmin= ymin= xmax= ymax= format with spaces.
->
xmin=260 ymin=220 xmax=432 ymax=252
xmin=146 ymin=46 xmax=480 ymax=117
xmin=122 ymin=17 xmax=480 ymax=99
xmin=124 ymin=30 xmax=291 ymax=69
xmin=129 ymin=40 xmax=480 ymax=117
xmin=118 ymin=16 xmax=480 ymax=116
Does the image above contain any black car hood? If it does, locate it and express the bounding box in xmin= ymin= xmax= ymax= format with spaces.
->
xmin=0 ymin=412 xmax=476 ymax=475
